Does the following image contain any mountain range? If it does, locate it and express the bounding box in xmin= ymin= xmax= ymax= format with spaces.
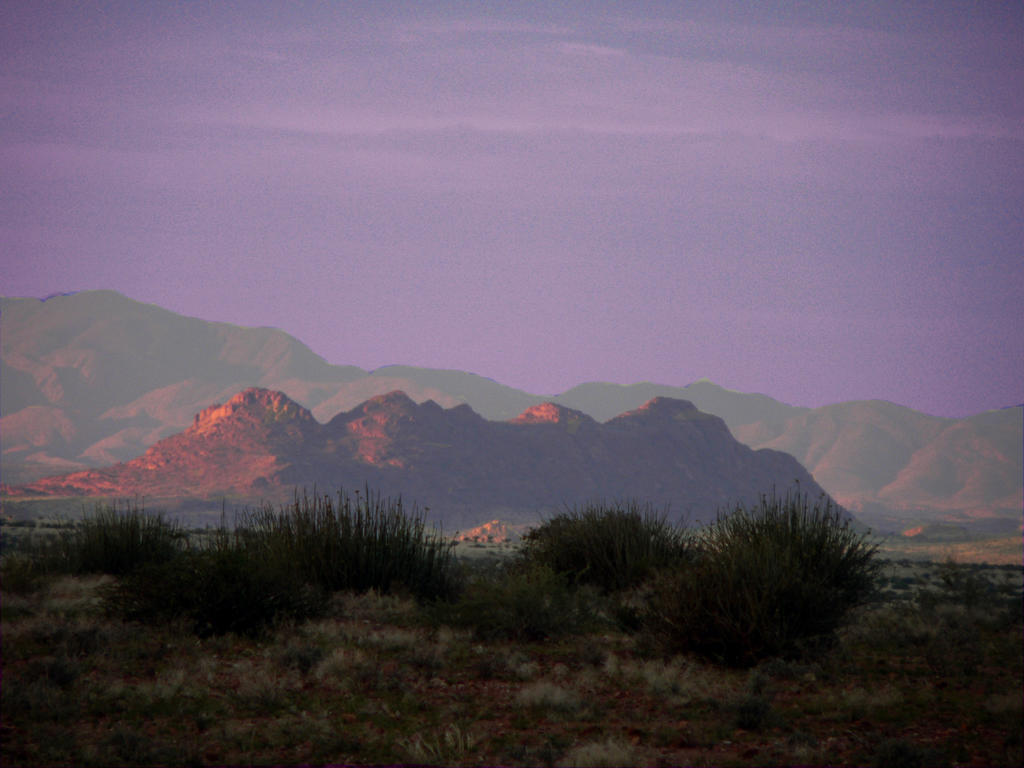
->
xmin=4 ymin=386 xmax=830 ymax=530
xmin=2 ymin=291 xmax=1020 ymax=534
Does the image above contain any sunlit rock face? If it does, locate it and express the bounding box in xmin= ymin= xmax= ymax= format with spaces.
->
xmin=455 ymin=519 xmax=525 ymax=543
xmin=511 ymin=402 xmax=588 ymax=425
xmin=4 ymin=292 xmax=1019 ymax=532
xmin=7 ymin=388 xmax=835 ymax=529
xmin=191 ymin=388 xmax=314 ymax=435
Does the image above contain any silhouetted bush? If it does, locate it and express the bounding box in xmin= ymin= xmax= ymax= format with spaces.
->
xmin=734 ymin=693 xmax=772 ymax=730
xmin=0 ymin=552 xmax=49 ymax=595
xmin=644 ymin=489 xmax=880 ymax=666
xmin=917 ymin=559 xmax=1021 ymax=629
xmin=233 ymin=488 xmax=459 ymax=602
xmin=104 ymin=545 xmax=326 ymax=638
xmin=35 ymin=502 xmax=186 ymax=576
xmin=92 ymin=487 xmax=456 ymax=636
xmin=432 ymin=563 xmax=598 ymax=642
xmin=519 ymin=500 xmax=692 ymax=593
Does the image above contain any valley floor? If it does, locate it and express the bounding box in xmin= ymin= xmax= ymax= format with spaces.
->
xmin=2 ymin=561 xmax=1021 ymax=767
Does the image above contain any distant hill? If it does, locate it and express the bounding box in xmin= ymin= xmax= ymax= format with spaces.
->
xmin=1 ymin=291 xmax=362 ymax=480
xmin=732 ymin=401 xmax=1022 ymax=533
xmin=5 ymin=388 xmax=830 ymax=530
xmin=0 ymin=291 xmax=804 ymax=479
xmin=2 ymin=290 xmax=1020 ymax=534
xmin=553 ymin=380 xmax=806 ymax=430
xmin=310 ymin=365 xmax=543 ymax=423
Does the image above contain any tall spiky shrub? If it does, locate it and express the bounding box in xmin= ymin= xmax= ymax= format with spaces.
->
xmin=104 ymin=544 xmax=325 ymax=638
xmin=644 ymin=490 xmax=880 ymax=666
xmin=42 ymin=502 xmax=186 ymax=576
xmin=102 ymin=487 xmax=456 ymax=636
xmin=519 ymin=500 xmax=691 ymax=593
xmin=234 ymin=488 xmax=459 ymax=601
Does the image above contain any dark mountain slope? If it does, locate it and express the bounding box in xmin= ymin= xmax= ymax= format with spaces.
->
xmin=3 ymin=290 xmax=1019 ymax=533
xmin=7 ymin=389 xmax=830 ymax=529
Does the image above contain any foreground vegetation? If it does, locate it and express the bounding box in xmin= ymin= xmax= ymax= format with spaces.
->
xmin=2 ymin=492 xmax=1021 ymax=766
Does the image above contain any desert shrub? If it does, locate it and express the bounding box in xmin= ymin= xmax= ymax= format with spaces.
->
xmin=278 ymin=642 xmax=326 ymax=675
xmin=644 ymin=489 xmax=880 ymax=666
xmin=899 ymin=560 xmax=1023 ymax=676
xmin=35 ymin=502 xmax=186 ymax=576
xmin=917 ymin=559 xmax=1021 ymax=629
xmin=515 ymin=680 xmax=583 ymax=712
xmin=432 ymin=562 xmax=598 ymax=642
xmin=734 ymin=693 xmax=773 ymax=730
xmin=103 ymin=487 xmax=454 ymax=637
xmin=519 ymin=500 xmax=692 ymax=593
xmin=104 ymin=545 xmax=326 ymax=638
xmin=232 ymin=488 xmax=459 ymax=601
xmin=0 ymin=552 xmax=50 ymax=595
xmin=400 ymin=724 xmax=477 ymax=764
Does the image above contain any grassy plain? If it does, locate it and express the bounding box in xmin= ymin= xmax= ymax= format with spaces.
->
xmin=873 ymin=533 xmax=1023 ymax=566
xmin=2 ymin=512 xmax=1021 ymax=767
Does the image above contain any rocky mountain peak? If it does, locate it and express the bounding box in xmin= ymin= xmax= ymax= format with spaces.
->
xmin=637 ymin=396 xmax=700 ymax=413
xmin=334 ymin=391 xmax=432 ymax=446
xmin=191 ymin=387 xmax=311 ymax=435
xmin=510 ymin=402 xmax=592 ymax=426
xmin=611 ymin=396 xmax=705 ymax=424
xmin=6 ymin=389 xmax=834 ymax=529
xmin=455 ymin=519 xmax=526 ymax=543
xmin=355 ymin=390 xmax=420 ymax=414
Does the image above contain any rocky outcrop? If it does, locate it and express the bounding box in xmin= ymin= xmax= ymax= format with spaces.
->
xmin=6 ymin=389 xmax=831 ymax=529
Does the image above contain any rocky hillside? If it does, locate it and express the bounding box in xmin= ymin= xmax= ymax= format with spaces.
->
xmin=733 ymin=401 xmax=1022 ymax=533
xmin=6 ymin=388 xmax=830 ymax=530
xmin=3 ymin=291 xmax=1020 ymax=534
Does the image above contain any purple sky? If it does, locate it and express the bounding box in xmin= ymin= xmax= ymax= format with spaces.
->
xmin=3 ymin=1 xmax=1022 ymax=417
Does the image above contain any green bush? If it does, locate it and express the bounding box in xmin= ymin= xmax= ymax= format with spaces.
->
xmin=232 ymin=488 xmax=459 ymax=602
xmin=36 ymin=502 xmax=186 ymax=576
xmin=644 ymin=490 xmax=880 ymax=666
xmin=433 ymin=563 xmax=598 ymax=642
xmin=519 ymin=501 xmax=692 ymax=593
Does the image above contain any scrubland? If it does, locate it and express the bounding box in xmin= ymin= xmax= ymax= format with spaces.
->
xmin=1 ymin=492 xmax=1021 ymax=767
